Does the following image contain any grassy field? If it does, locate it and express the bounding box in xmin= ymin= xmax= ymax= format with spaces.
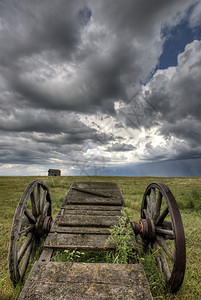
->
xmin=0 ymin=176 xmax=200 ymax=299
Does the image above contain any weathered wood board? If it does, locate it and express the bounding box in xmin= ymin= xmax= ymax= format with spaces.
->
xmin=50 ymin=226 xmax=110 ymax=235
xmin=56 ymin=214 xmax=119 ymax=226
xmin=62 ymin=182 xmax=125 ymax=206
xmin=44 ymin=232 xmax=115 ymax=250
xmin=72 ymin=182 xmax=121 ymax=189
xmin=18 ymin=262 xmax=153 ymax=300
xmin=53 ymin=215 xmax=119 ymax=227
xmin=60 ymin=204 xmax=123 ymax=211
xmin=58 ymin=208 xmax=122 ymax=216
xmin=63 ymin=196 xmax=123 ymax=206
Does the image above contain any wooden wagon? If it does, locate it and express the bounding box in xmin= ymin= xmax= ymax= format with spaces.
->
xmin=9 ymin=180 xmax=186 ymax=299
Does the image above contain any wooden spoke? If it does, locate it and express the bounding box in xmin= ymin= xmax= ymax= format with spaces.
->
xmin=146 ymin=195 xmax=151 ymax=215
xmin=43 ymin=202 xmax=50 ymax=215
xmin=161 ymin=221 xmax=172 ymax=230
xmin=155 ymin=205 xmax=169 ymax=225
xmin=155 ymin=228 xmax=175 ymax=239
xmin=155 ymin=241 xmax=171 ymax=281
xmin=17 ymin=233 xmax=33 ymax=265
xmin=30 ymin=191 xmax=38 ymax=217
xmin=24 ymin=207 xmax=36 ymax=224
xmin=40 ymin=190 xmax=47 ymax=215
xmin=154 ymin=191 xmax=162 ymax=221
xmin=31 ymin=236 xmax=38 ymax=260
xmin=143 ymin=208 xmax=149 ymax=218
xmin=36 ymin=183 xmax=41 ymax=214
xmin=153 ymin=241 xmax=162 ymax=272
xmin=21 ymin=216 xmax=30 ymax=229
xmin=150 ymin=188 xmax=156 ymax=218
xmin=159 ymin=252 xmax=171 ymax=281
xmin=19 ymin=241 xmax=33 ymax=279
xmin=156 ymin=235 xmax=175 ymax=262
xmin=19 ymin=225 xmax=35 ymax=237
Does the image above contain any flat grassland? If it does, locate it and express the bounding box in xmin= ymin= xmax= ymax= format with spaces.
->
xmin=0 ymin=176 xmax=200 ymax=299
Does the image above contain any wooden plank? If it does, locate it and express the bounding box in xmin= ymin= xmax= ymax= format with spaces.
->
xmin=58 ymin=209 xmax=122 ymax=216
xmin=62 ymin=181 xmax=125 ymax=207
xmin=44 ymin=233 xmax=115 ymax=250
xmin=53 ymin=215 xmax=119 ymax=227
xmin=50 ymin=225 xmax=110 ymax=235
xmin=70 ymin=189 xmax=120 ymax=198
xmin=51 ymin=209 xmax=120 ymax=233
xmin=38 ymin=249 xmax=54 ymax=263
xmin=18 ymin=262 xmax=153 ymax=300
xmin=60 ymin=205 xmax=123 ymax=211
xmin=63 ymin=197 xmax=122 ymax=206
xmin=73 ymin=182 xmax=119 ymax=189
xmin=72 ymin=187 xmax=113 ymax=198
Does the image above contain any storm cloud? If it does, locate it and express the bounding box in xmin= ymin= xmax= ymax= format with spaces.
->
xmin=132 ymin=40 xmax=201 ymax=162
xmin=0 ymin=0 xmax=201 ymax=175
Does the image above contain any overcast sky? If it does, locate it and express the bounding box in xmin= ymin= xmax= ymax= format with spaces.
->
xmin=0 ymin=0 xmax=201 ymax=176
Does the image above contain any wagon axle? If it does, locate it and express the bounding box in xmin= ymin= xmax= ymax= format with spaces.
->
xmin=131 ymin=218 xmax=156 ymax=240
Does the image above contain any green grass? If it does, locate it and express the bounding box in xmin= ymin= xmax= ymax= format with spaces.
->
xmin=0 ymin=176 xmax=201 ymax=299
xmin=52 ymin=249 xmax=111 ymax=263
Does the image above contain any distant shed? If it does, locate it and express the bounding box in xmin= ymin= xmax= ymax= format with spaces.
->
xmin=48 ymin=169 xmax=61 ymax=176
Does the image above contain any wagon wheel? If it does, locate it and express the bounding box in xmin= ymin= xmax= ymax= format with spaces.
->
xmin=131 ymin=183 xmax=186 ymax=293
xmin=9 ymin=180 xmax=53 ymax=285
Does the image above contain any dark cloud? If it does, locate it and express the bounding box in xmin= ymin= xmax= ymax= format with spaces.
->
xmin=160 ymin=118 xmax=201 ymax=143
xmin=0 ymin=109 xmax=95 ymax=134
xmin=1 ymin=0 xmax=194 ymax=114
xmin=0 ymin=109 xmax=115 ymax=167
xmin=0 ymin=0 xmax=86 ymax=63
xmin=0 ymin=133 xmax=50 ymax=164
xmin=115 ymin=122 xmax=124 ymax=129
xmin=0 ymin=0 xmax=121 ymax=113
xmin=107 ymin=143 xmax=135 ymax=152
xmin=91 ymin=0 xmax=192 ymax=37
xmin=0 ymin=130 xmax=85 ymax=166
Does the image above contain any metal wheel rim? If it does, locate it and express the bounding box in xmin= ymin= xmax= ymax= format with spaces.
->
xmin=9 ymin=180 xmax=52 ymax=285
xmin=141 ymin=182 xmax=186 ymax=293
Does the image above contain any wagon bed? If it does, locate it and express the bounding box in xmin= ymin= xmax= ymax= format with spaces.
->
xmin=17 ymin=181 xmax=152 ymax=299
xmin=10 ymin=180 xmax=186 ymax=298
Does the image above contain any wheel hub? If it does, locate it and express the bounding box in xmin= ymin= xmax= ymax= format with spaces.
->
xmin=131 ymin=218 xmax=155 ymax=240
xmin=35 ymin=215 xmax=53 ymax=236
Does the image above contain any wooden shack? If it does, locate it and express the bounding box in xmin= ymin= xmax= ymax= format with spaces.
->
xmin=48 ymin=169 xmax=61 ymax=176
